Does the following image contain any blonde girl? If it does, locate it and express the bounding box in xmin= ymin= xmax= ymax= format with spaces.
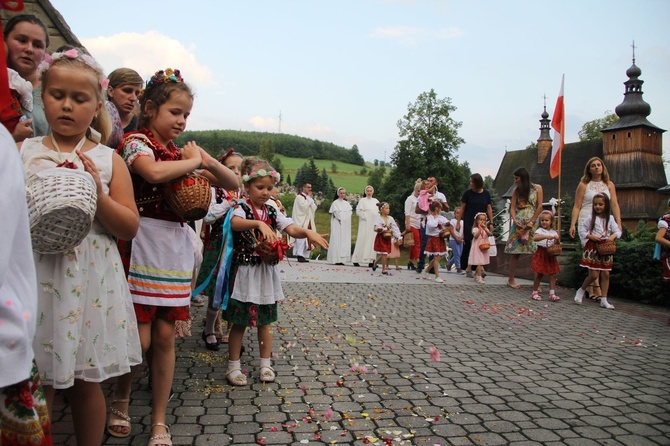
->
xmin=372 ymin=202 xmax=402 ymax=275
xmin=423 ymin=201 xmax=450 ymax=282
xmin=20 ymin=49 xmax=141 ymax=446
xmin=112 ymin=68 xmax=239 ymax=445
xmin=574 ymin=193 xmax=622 ymax=309
xmin=530 ymin=210 xmax=561 ymax=301
xmin=468 ymin=212 xmax=492 ymax=284
xmin=224 ymin=158 xmax=328 ymax=386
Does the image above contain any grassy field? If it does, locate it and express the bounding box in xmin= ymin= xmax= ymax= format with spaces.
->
xmin=276 ymin=155 xmax=371 ymax=195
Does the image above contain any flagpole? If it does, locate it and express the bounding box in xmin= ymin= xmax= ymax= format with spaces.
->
xmin=557 ymin=142 xmax=562 ymax=239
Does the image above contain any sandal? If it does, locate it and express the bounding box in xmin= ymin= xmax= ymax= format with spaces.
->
xmin=226 ymin=368 xmax=247 ymax=386
xmin=549 ymin=293 xmax=560 ymax=302
xmin=148 ymin=423 xmax=171 ymax=446
xmin=201 ymin=330 xmax=220 ymax=351
xmin=106 ymin=398 xmax=131 ymax=438
xmin=531 ymin=291 xmax=541 ymax=301
xmin=506 ymin=281 xmax=521 ymax=289
xmin=260 ymin=366 xmax=276 ymax=383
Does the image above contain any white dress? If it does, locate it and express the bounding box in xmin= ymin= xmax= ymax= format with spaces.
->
xmin=578 ymin=181 xmax=610 ymax=247
xmin=351 ymin=197 xmax=379 ymax=264
xmin=327 ymin=198 xmax=352 ymax=264
xmin=21 ymin=138 xmax=142 ymax=389
xmin=230 ymin=205 xmax=294 ymax=304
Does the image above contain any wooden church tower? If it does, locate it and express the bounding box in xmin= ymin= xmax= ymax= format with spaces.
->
xmin=601 ymin=51 xmax=667 ymax=228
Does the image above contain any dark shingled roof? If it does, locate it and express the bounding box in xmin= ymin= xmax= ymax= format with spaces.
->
xmin=493 ymin=140 xmax=603 ymax=201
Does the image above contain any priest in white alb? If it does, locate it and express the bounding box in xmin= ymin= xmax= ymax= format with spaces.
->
xmin=351 ymin=185 xmax=380 ymax=267
xmin=327 ymin=188 xmax=352 ymax=265
xmin=291 ymin=182 xmax=317 ymax=262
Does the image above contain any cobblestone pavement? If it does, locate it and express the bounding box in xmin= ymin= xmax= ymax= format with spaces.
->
xmin=52 ymin=262 xmax=670 ymax=445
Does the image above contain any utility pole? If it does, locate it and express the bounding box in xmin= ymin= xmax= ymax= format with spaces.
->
xmin=278 ymin=110 xmax=282 ymax=133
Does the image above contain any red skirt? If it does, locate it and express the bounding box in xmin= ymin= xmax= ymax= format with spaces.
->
xmin=530 ymin=246 xmax=560 ymax=275
xmin=580 ymin=240 xmax=614 ymax=271
xmin=662 ymin=256 xmax=670 ymax=280
xmin=373 ymin=233 xmax=392 ymax=254
xmin=424 ymin=236 xmax=447 ymax=255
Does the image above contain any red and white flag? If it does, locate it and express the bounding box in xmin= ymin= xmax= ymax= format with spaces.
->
xmin=550 ymin=75 xmax=565 ymax=179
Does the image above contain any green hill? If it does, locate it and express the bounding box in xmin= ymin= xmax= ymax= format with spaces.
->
xmin=175 ymin=129 xmax=365 ymax=166
xmin=276 ymin=155 xmax=372 ymax=194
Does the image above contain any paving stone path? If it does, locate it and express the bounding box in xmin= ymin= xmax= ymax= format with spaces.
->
xmin=52 ymin=262 xmax=670 ymax=445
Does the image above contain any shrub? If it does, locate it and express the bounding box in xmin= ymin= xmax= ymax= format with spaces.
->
xmin=559 ymin=240 xmax=667 ymax=306
xmin=280 ymin=193 xmax=295 ymax=215
xmin=318 ymin=198 xmax=333 ymax=212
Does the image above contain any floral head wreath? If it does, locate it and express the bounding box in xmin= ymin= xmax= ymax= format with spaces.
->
xmin=139 ymin=68 xmax=183 ymax=102
xmin=40 ymin=49 xmax=109 ymax=91
xmin=241 ymin=169 xmax=281 ymax=184
xmin=474 ymin=212 xmax=487 ymax=222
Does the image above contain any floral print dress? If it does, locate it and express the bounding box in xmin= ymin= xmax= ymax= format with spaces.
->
xmin=505 ymin=184 xmax=538 ymax=255
xmin=21 ymin=138 xmax=142 ymax=389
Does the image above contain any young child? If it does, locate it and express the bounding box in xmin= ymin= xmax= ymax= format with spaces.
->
xmin=372 ymin=202 xmax=402 ymax=275
xmin=530 ymin=210 xmax=561 ymax=301
xmin=389 ymin=236 xmax=402 ymax=270
xmin=654 ymin=198 xmax=670 ymax=281
xmin=223 ymin=158 xmax=328 ymax=386
xmin=196 ymin=150 xmax=244 ymax=350
xmin=446 ymin=207 xmax=464 ymax=273
xmin=417 ymin=179 xmax=436 ymax=213
xmin=574 ymin=193 xmax=622 ymax=309
xmin=468 ymin=212 xmax=492 ymax=284
xmin=20 ymin=49 xmax=142 ymax=446
xmin=423 ymin=201 xmax=450 ymax=282
xmin=112 ymin=68 xmax=239 ymax=444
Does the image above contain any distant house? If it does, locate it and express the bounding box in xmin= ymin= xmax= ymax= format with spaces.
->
xmin=493 ymin=57 xmax=667 ymax=232
xmin=1 ymin=0 xmax=81 ymax=52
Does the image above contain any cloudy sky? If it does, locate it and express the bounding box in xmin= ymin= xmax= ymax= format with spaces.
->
xmin=51 ymin=0 xmax=669 ymax=177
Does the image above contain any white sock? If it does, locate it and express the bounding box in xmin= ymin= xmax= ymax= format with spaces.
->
xmin=260 ymin=357 xmax=272 ymax=369
xmin=205 ymin=308 xmax=218 ymax=335
xmin=549 ymin=289 xmax=555 ymax=295
xmin=228 ymin=360 xmax=242 ymax=378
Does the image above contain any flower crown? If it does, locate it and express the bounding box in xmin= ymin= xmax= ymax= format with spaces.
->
xmin=40 ymin=49 xmax=109 ymax=90
xmin=241 ymin=169 xmax=281 ymax=184
xmin=139 ymin=68 xmax=183 ymax=102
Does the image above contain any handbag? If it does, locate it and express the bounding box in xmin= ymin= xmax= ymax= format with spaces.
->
xmin=479 ymin=240 xmax=491 ymax=251
xmin=403 ymin=231 xmax=415 ymax=247
xmin=547 ymin=240 xmax=562 ymax=256
xmin=488 ymin=236 xmax=497 ymax=257
xmin=596 ymin=239 xmax=616 ymax=256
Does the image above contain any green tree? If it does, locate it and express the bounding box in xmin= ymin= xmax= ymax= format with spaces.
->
xmin=484 ymin=175 xmax=494 ymax=191
xmin=578 ymin=111 xmax=619 ymax=141
xmin=367 ymin=165 xmax=387 ymax=195
xmin=259 ymin=138 xmax=283 ymax=178
xmin=331 ymin=162 xmax=338 ymax=173
xmin=381 ymin=89 xmax=469 ymax=222
xmin=293 ymin=158 xmax=320 ymax=191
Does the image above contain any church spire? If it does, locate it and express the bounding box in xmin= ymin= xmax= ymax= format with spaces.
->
xmin=537 ymin=95 xmax=553 ymax=163
xmin=604 ymin=45 xmax=663 ymax=131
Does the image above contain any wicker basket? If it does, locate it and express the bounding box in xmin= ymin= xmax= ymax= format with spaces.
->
xmin=439 ymin=228 xmax=450 ymax=239
xmin=25 ymin=155 xmax=98 ymax=254
xmin=382 ymin=229 xmax=393 ymax=239
xmin=546 ymin=241 xmax=562 ymax=256
xmin=596 ymin=239 xmax=616 ymax=256
xmin=164 ymin=173 xmax=212 ymax=221
xmin=479 ymin=242 xmax=491 ymax=251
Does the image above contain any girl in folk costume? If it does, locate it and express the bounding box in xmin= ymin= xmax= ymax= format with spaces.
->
xmin=423 ymin=201 xmax=450 ymax=282
xmin=372 ymin=202 xmax=402 ymax=275
xmin=327 ymin=187 xmax=353 ymax=265
xmin=195 ymin=150 xmax=244 ymax=351
xmin=574 ymin=193 xmax=622 ymax=310
xmin=113 ymin=69 xmax=238 ymax=445
xmin=351 ymin=185 xmax=380 ymax=267
xmin=223 ymin=158 xmax=328 ymax=386
xmin=20 ymin=49 xmax=141 ymax=445
xmin=530 ymin=210 xmax=561 ymax=301
xmin=469 ymin=213 xmax=492 ymax=284
xmin=655 ymin=198 xmax=670 ymax=281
